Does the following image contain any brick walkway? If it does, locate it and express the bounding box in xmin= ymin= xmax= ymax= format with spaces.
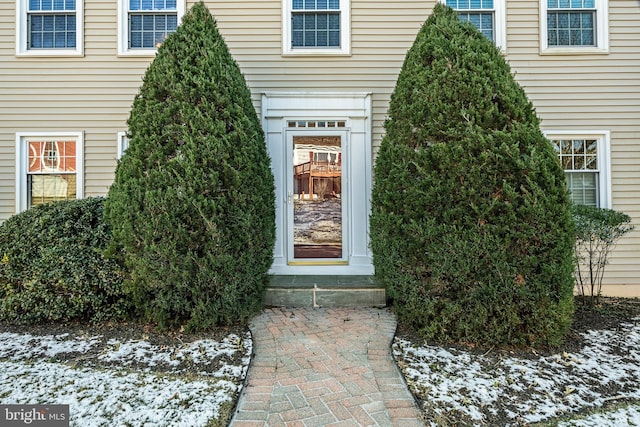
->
xmin=230 ymin=307 xmax=424 ymax=427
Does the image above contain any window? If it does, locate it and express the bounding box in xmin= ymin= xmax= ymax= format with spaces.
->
xmin=283 ymin=0 xmax=351 ymax=55
xmin=546 ymin=131 xmax=611 ymax=208
xmin=16 ymin=132 xmax=84 ymax=212
xmin=118 ymin=0 xmax=185 ymax=56
xmin=541 ymin=0 xmax=608 ymax=53
xmin=117 ymin=132 xmax=129 ymax=160
xmin=16 ymin=0 xmax=84 ymax=56
xmin=442 ymin=0 xmax=506 ymax=50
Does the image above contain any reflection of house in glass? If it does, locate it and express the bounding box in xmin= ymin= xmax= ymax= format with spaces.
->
xmin=292 ymin=135 xmax=343 ymax=259
xmin=293 ymin=136 xmax=342 ymax=200
xmin=27 ymin=140 xmax=77 ymax=206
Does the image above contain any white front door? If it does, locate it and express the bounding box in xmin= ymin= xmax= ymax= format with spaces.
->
xmin=286 ymin=130 xmax=349 ymax=265
xmin=262 ymin=92 xmax=374 ymax=275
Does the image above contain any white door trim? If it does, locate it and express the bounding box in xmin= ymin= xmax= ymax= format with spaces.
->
xmin=262 ymin=92 xmax=373 ymax=275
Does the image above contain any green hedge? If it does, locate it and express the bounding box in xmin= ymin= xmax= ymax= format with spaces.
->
xmin=104 ymin=2 xmax=275 ymax=331
xmin=371 ymin=4 xmax=575 ymax=347
xmin=0 ymin=198 xmax=129 ymax=323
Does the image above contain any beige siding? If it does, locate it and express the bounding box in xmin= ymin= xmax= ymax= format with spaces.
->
xmin=1 ymin=0 xmax=639 ymax=295
xmin=506 ymin=0 xmax=640 ymax=293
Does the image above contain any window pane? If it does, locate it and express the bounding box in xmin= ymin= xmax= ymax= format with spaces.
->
xmin=129 ymin=10 xmax=178 ymax=48
xmin=317 ymin=31 xmax=328 ymax=46
xmin=328 ymin=30 xmax=340 ymax=46
xmin=28 ymin=13 xmax=75 ymax=49
xmin=130 ymin=0 xmax=142 ymax=11
xmin=130 ymin=15 xmax=142 ymax=31
xmin=316 ymin=13 xmax=327 ymax=30
xmin=566 ymin=172 xmax=598 ymax=206
xmin=28 ymin=174 xmax=77 ymax=207
xmin=458 ymin=12 xmax=494 ymax=41
xmin=292 ymin=12 xmax=340 ymax=48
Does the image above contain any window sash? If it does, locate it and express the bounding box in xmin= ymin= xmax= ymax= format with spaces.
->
xmin=24 ymin=139 xmax=78 ymax=208
xmin=127 ymin=0 xmax=178 ymax=49
xmin=551 ymin=138 xmax=600 ymax=207
xmin=129 ymin=0 xmax=177 ymax=11
xmin=27 ymin=0 xmax=77 ymax=49
xmin=27 ymin=13 xmax=76 ymax=49
xmin=446 ymin=0 xmax=496 ymax=42
xmin=28 ymin=0 xmax=76 ymax=12
xmin=547 ymin=10 xmax=595 ymax=46
xmin=291 ymin=12 xmax=341 ymax=48
xmin=292 ymin=0 xmax=340 ymax=10
xmin=565 ymin=172 xmax=598 ymax=207
xmin=128 ymin=12 xmax=178 ymax=49
xmin=446 ymin=0 xmax=494 ymax=10
xmin=27 ymin=174 xmax=77 ymax=207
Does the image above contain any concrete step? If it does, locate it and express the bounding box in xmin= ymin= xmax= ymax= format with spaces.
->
xmin=265 ymin=275 xmax=386 ymax=308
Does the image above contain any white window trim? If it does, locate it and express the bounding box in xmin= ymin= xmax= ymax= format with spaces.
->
xmin=15 ymin=132 xmax=84 ymax=213
xmin=544 ymin=130 xmax=611 ymax=209
xmin=439 ymin=0 xmax=506 ymax=51
xmin=282 ymin=0 xmax=351 ymax=56
xmin=16 ymin=0 xmax=84 ymax=57
xmin=117 ymin=0 xmax=186 ymax=57
xmin=117 ymin=132 xmax=129 ymax=160
xmin=540 ymin=0 xmax=608 ymax=55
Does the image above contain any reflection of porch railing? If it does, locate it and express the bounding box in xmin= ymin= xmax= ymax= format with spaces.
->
xmin=294 ymin=161 xmax=341 ymax=199
xmin=294 ymin=161 xmax=341 ymax=177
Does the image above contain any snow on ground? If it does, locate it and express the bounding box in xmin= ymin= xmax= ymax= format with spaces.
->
xmin=2 ymin=316 xmax=639 ymax=426
xmin=0 ymin=331 xmax=252 ymax=426
xmin=395 ymin=317 xmax=640 ymax=426
xmin=559 ymin=405 xmax=640 ymax=427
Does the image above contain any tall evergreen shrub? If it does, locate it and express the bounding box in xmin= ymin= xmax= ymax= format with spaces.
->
xmin=104 ymin=2 xmax=275 ymax=330
xmin=371 ymin=4 xmax=575 ymax=346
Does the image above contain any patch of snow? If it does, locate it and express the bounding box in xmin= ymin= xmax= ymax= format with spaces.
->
xmin=0 ymin=332 xmax=102 ymax=359
xmin=395 ymin=317 xmax=640 ymax=426
xmin=97 ymin=335 xmax=248 ymax=377
xmin=0 ymin=330 xmax=252 ymax=426
xmin=558 ymin=405 xmax=640 ymax=426
xmin=0 ymin=360 xmax=236 ymax=426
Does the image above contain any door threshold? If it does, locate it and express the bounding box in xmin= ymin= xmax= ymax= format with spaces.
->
xmin=287 ymin=260 xmax=349 ymax=266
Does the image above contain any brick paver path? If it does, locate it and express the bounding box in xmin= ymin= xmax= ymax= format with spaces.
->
xmin=230 ymin=307 xmax=424 ymax=427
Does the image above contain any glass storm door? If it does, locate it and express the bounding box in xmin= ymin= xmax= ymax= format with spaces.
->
xmin=287 ymin=131 xmax=347 ymax=264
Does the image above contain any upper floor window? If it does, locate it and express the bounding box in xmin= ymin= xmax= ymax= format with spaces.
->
xmin=442 ymin=0 xmax=506 ymax=50
xmin=16 ymin=132 xmax=84 ymax=212
xmin=16 ymin=0 xmax=84 ymax=56
xmin=283 ymin=0 xmax=351 ymax=56
xmin=118 ymin=0 xmax=185 ymax=56
xmin=546 ymin=131 xmax=611 ymax=208
xmin=541 ymin=0 xmax=608 ymax=54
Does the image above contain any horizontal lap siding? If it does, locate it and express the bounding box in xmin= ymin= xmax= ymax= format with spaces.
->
xmin=0 ymin=0 xmax=15 ymax=219
xmin=1 ymin=0 xmax=638 ymax=293
xmin=215 ymin=0 xmax=425 ymax=156
xmin=0 ymin=0 xmax=149 ymax=216
xmin=508 ymin=1 xmax=640 ymax=291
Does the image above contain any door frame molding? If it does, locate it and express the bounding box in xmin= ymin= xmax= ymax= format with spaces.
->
xmin=262 ymin=92 xmax=373 ymax=275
